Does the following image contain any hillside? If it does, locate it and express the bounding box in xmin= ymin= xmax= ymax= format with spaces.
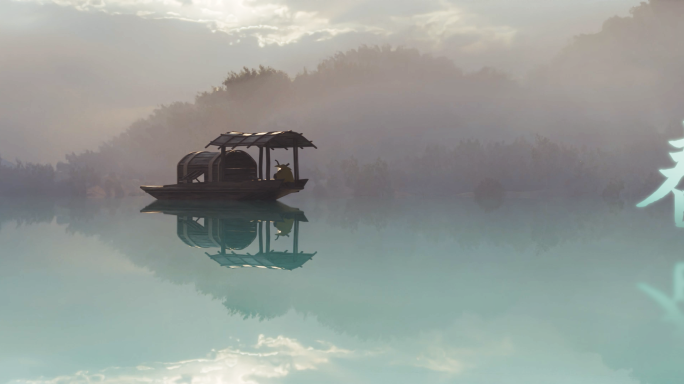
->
xmin=3 ymin=0 xmax=683 ymax=199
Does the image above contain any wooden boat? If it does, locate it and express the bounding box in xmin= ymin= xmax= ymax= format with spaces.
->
xmin=140 ymin=130 xmax=316 ymax=201
xmin=141 ymin=179 xmax=309 ymax=200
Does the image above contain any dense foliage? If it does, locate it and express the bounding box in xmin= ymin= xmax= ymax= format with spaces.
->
xmin=0 ymin=156 xmax=100 ymax=197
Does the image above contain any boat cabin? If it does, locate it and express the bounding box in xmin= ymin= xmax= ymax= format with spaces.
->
xmin=177 ymin=130 xmax=316 ymax=184
xmin=177 ymin=150 xmax=256 ymax=183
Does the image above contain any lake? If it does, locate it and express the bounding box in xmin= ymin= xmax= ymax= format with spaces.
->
xmin=0 ymin=196 xmax=683 ymax=384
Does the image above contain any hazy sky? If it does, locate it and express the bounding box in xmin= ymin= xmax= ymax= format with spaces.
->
xmin=1 ymin=0 xmax=641 ymax=163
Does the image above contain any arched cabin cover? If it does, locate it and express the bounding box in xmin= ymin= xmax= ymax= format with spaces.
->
xmin=177 ymin=150 xmax=257 ymax=183
xmin=177 ymin=216 xmax=257 ymax=250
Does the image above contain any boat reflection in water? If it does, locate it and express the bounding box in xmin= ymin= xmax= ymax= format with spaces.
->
xmin=141 ymin=201 xmax=316 ymax=270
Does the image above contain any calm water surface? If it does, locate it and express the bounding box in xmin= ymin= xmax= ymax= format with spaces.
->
xmin=1 ymin=196 xmax=683 ymax=383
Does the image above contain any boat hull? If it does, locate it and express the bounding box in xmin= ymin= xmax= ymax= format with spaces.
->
xmin=140 ymin=179 xmax=308 ymax=201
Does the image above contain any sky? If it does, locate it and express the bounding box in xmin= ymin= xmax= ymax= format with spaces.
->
xmin=0 ymin=0 xmax=642 ymax=163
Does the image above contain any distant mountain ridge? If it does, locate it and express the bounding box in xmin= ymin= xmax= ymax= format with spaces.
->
xmin=0 ymin=159 xmax=14 ymax=168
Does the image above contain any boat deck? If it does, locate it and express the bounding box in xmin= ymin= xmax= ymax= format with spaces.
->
xmin=141 ymin=179 xmax=308 ymax=200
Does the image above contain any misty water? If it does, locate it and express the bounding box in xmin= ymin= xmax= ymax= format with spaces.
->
xmin=1 ymin=196 xmax=683 ymax=384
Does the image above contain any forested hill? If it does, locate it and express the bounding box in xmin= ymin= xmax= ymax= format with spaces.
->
xmin=533 ymin=0 xmax=684 ymax=141
xmin=3 ymin=0 xmax=684 ymax=199
xmin=63 ymin=47 xmax=516 ymax=185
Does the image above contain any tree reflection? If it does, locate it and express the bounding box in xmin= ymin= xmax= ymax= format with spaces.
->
xmin=3 ymin=196 xmax=684 ymax=382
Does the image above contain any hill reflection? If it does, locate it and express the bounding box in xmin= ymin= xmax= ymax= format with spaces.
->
xmin=2 ymin=197 xmax=684 ymax=382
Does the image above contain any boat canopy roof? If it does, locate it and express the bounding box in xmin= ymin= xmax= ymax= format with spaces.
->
xmin=209 ymin=251 xmax=317 ymax=270
xmin=205 ymin=130 xmax=317 ymax=149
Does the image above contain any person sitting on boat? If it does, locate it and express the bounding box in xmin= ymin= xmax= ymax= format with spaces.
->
xmin=274 ymin=160 xmax=294 ymax=183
